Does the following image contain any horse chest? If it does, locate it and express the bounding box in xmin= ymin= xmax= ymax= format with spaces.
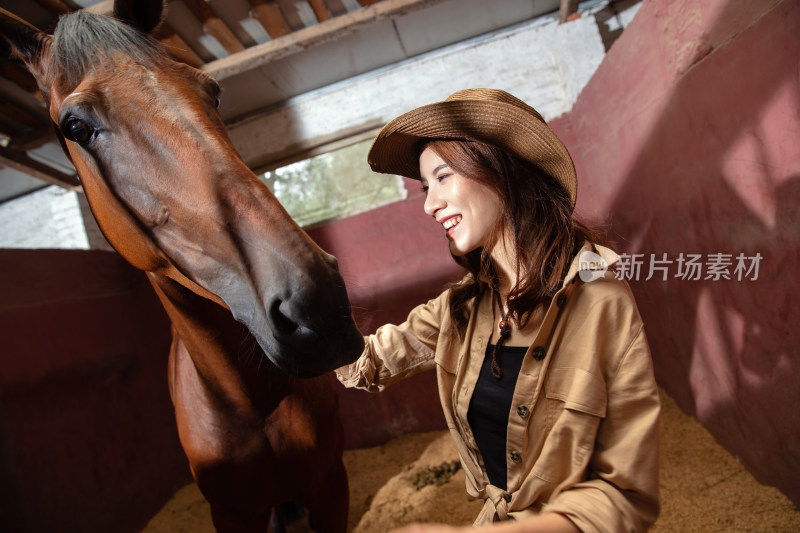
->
xmin=170 ymin=339 xmax=335 ymax=475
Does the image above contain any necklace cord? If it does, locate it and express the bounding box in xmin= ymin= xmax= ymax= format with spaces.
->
xmin=491 ymin=288 xmax=511 ymax=379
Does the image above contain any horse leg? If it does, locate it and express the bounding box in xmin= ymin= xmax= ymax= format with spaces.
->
xmin=303 ymin=458 xmax=349 ymax=533
xmin=271 ymin=502 xmax=312 ymax=533
xmin=209 ymin=503 xmax=271 ymax=533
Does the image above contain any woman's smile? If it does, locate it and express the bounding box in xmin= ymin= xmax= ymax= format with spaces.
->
xmin=441 ymin=214 xmax=462 ymax=234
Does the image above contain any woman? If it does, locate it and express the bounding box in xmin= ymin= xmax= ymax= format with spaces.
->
xmin=337 ymin=89 xmax=660 ymax=532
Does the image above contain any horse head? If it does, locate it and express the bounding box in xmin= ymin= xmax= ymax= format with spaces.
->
xmin=0 ymin=0 xmax=364 ymax=377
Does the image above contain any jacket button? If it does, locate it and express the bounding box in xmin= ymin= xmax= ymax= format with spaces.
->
xmin=532 ymin=346 xmax=546 ymax=361
xmin=503 ymin=491 xmax=512 ymax=503
xmin=517 ymin=405 xmax=530 ymax=418
xmin=510 ymin=450 xmax=522 ymax=463
xmin=556 ymin=294 xmax=567 ymax=307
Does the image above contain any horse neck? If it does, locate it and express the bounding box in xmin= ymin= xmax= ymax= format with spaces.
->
xmin=146 ymin=272 xmax=292 ymax=414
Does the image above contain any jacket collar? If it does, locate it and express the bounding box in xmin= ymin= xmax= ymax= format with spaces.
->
xmin=475 ymin=242 xmax=618 ymax=288
xmin=561 ymin=242 xmax=619 ymax=288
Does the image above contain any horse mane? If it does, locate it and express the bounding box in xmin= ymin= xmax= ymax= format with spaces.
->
xmin=52 ymin=11 xmax=164 ymax=87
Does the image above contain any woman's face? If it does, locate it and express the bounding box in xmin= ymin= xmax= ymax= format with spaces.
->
xmin=419 ymin=146 xmax=504 ymax=256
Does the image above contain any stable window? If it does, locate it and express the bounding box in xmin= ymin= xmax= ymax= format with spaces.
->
xmin=261 ymin=139 xmax=406 ymax=228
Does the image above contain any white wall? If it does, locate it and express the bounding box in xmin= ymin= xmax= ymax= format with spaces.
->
xmin=0 ymin=186 xmax=89 ymax=249
xmin=228 ymin=8 xmax=609 ymax=171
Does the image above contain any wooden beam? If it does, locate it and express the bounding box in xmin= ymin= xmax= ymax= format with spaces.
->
xmin=182 ymin=0 xmax=246 ymax=55
xmin=83 ymin=0 xmax=112 ymax=15
xmin=206 ymin=0 xmax=446 ymax=80
xmin=248 ymin=0 xmax=292 ymax=39
xmin=0 ymin=101 xmax=45 ymax=130
xmin=308 ymin=0 xmax=332 ymax=22
xmin=276 ymin=0 xmax=307 ymax=30
xmin=155 ymin=25 xmax=206 ymax=67
xmin=0 ymin=61 xmax=41 ymax=96
xmin=0 ymin=145 xmax=80 ymax=189
xmin=31 ymin=0 xmax=71 ymax=17
xmin=323 ymin=0 xmax=349 ymax=17
xmin=251 ymin=126 xmax=380 ymax=175
xmin=559 ymin=0 xmax=579 ymax=23
xmin=0 ymin=122 xmax=16 ymax=139
xmin=7 ymin=126 xmax=57 ymax=151
xmin=60 ymin=0 xmax=83 ymax=10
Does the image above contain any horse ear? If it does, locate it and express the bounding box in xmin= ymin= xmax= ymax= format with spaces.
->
xmin=113 ymin=0 xmax=165 ymax=35
xmin=0 ymin=8 xmax=48 ymax=67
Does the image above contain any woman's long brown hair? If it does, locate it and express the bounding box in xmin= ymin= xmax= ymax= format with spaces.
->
xmin=422 ymin=139 xmax=606 ymax=336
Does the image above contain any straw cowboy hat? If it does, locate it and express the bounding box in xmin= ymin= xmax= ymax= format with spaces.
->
xmin=367 ymin=88 xmax=578 ymax=207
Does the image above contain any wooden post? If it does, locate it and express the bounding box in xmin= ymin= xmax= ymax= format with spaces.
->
xmin=249 ymin=0 xmax=292 ymax=38
xmin=559 ymin=0 xmax=579 ymax=23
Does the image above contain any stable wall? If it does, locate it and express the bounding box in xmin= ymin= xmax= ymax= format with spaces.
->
xmin=0 ymin=250 xmax=189 ymax=532
xmin=558 ymin=0 xmax=799 ymax=505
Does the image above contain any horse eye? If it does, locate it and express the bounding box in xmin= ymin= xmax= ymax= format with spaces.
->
xmin=210 ymin=82 xmax=222 ymax=108
xmin=63 ymin=118 xmax=95 ymax=146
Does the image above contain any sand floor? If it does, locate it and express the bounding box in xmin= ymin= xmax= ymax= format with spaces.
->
xmin=144 ymin=389 xmax=799 ymax=532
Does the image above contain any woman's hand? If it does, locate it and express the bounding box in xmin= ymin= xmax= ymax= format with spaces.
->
xmin=391 ymin=525 xmax=471 ymax=533
xmin=389 ymin=513 xmax=579 ymax=533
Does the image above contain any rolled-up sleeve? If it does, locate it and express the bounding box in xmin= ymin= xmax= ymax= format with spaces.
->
xmin=544 ymin=324 xmax=661 ymax=532
xmin=336 ymin=290 xmax=448 ymax=392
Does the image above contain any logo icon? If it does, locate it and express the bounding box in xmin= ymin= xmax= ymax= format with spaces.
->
xmin=578 ymin=250 xmax=608 ymax=283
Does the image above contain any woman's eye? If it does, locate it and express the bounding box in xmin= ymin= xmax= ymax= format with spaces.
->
xmin=421 ymin=185 xmax=429 ymax=194
xmin=436 ymin=173 xmax=451 ymax=182
xmin=62 ymin=118 xmax=96 ymax=146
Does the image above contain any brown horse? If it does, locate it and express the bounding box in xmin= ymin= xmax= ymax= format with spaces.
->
xmin=0 ymin=1 xmax=364 ymax=531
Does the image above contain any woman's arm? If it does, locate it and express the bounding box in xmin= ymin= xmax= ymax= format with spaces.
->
xmin=390 ymin=512 xmax=579 ymax=533
xmin=336 ymin=290 xmax=448 ymax=391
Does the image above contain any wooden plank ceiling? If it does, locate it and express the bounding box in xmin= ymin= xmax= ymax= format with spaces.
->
xmin=0 ymin=0 xmax=574 ymax=199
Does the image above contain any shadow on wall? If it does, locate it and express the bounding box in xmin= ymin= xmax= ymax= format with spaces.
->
xmin=564 ymin=0 xmax=799 ymax=504
xmin=0 ymin=250 xmax=188 ymax=533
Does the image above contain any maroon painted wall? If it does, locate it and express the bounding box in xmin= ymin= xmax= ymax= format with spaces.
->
xmin=557 ymin=0 xmax=799 ymax=504
xmin=0 ymin=250 xmax=189 ymax=532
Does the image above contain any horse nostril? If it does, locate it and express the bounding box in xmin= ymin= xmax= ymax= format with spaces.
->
xmin=269 ymin=299 xmax=299 ymax=336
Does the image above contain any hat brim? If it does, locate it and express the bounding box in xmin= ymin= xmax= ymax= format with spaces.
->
xmin=367 ymin=99 xmax=577 ymax=207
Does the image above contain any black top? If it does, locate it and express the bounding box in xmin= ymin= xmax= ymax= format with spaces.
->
xmin=467 ymin=343 xmax=528 ymax=490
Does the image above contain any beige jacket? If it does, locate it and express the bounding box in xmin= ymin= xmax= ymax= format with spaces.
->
xmin=337 ymin=245 xmax=660 ymax=532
